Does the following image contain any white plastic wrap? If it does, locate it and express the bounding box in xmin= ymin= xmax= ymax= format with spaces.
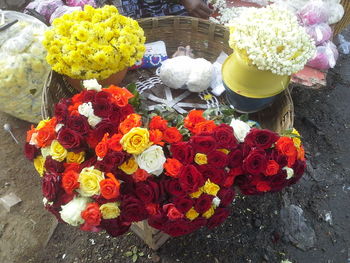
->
xmin=0 ymin=11 xmax=50 ymax=123
xmin=305 ymin=23 xmax=332 ymax=45
xmin=24 ymin=0 xmax=64 ymax=22
xmin=298 ymin=1 xmax=329 ymax=25
xmin=307 ymin=41 xmax=339 ymax=70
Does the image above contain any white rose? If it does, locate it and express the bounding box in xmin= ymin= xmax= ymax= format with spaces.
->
xmin=88 ymin=114 xmax=102 ymax=128
xmin=83 ymin=79 xmax=102 ymax=92
xmin=29 ymin=132 xmax=38 ymax=146
xmin=55 ymin=123 xmax=64 ymax=132
xmin=212 ymin=197 xmax=221 ymax=208
xmin=60 ymin=197 xmax=90 ymax=226
xmin=41 ymin=146 xmax=51 ymax=159
xmin=283 ymin=167 xmax=294 ymax=180
xmin=230 ymin=119 xmax=251 ymax=142
xmin=78 ymin=102 xmax=94 ymax=118
xmin=135 ymin=145 xmax=166 ymax=176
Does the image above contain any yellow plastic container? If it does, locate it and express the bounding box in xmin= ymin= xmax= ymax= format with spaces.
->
xmin=222 ymin=52 xmax=290 ymax=99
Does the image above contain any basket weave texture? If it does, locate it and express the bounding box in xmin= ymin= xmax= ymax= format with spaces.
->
xmin=41 ymin=16 xmax=293 ymax=132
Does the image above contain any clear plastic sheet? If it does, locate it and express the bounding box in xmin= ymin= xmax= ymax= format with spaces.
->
xmin=305 ymin=23 xmax=332 ymax=45
xmin=307 ymin=41 xmax=339 ymax=70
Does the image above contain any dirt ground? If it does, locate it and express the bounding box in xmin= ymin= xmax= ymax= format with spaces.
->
xmin=0 ymin=4 xmax=349 ymax=262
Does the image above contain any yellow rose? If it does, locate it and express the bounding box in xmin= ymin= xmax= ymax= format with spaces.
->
xmin=36 ymin=118 xmax=51 ymax=130
xmin=185 ymin=207 xmax=199 ymax=221
xmin=120 ymin=127 xmax=152 ymax=155
xmin=202 ymin=206 xmax=215 ymax=219
xmin=78 ymin=167 xmax=104 ymax=197
xmin=100 ymin=202 xmax=121 ymax=219
xmin=203 ymin=180 xmax=220 ymax=196
xmin=33 ymin=156 xmax=46 ymax=177
xmin=189 ymin=188 xmax=203 ymax=199
xmin=292 ymin=128 xmax=301 ymax=148
xmin=217 ymin=149 xmax=230 ymax=155
xmin=66 ymin=151 xmax=85 ymax=164
xmin=194 ymin=153 xmax=207 ymax=165
xmin=50 ymin=140 xmax=67 ymax=162
xmin=119 ymin=157 xmax=138 ymax=175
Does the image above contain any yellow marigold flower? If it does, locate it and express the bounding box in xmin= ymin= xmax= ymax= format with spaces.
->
xmin=119 ymin=157 xmax=138 ymax=175
xmin=100 ymin=202 xmax=120 ymax=219
xmin=120 ymin=127 xmax=152 ymax=155
xmin=292 ymin=128 xmax=302 ymax=148
xmin=33 ymin=156 xmax=45 ymax=177
xmin=189 ymin=188 xmax=203 ymax=199
xmin=194 ymin=153 xmax=208 ymax=165
xmin=78 ymin=167 xmax=104 ymax=197
xmin=203 ymin=180 xmax=220 ymax=196
xmin=202 ymin=206 xmax=215 ymax=219
xmin=186 ymin=207 xmax=199 ymax=221
xmin=50 ymin=140 xmax=67 ymax=162
xmin=66 ymin=151 xmax=85 ymax=164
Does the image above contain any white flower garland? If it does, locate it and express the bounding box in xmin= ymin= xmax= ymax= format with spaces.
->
xmin=228 ymin=5 xmax=316 ymax=75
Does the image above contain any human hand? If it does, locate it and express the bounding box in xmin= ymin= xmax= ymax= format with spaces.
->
xmin=180 ymin=0 xmax=213 ymax=19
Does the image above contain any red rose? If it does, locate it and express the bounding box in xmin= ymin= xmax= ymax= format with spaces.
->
xmin=189 ymin=217 xmax=207 ymax=232
xmin=94 ymin=121 xmax=117 ymax=142
xmin=146 ymin=203 xmax=160 ymax=215
xmin=148 ymin=213 xmax=168 ymax=230
xmin=44 ymin=156 xmax=65 ymax=173
xmin=42 ymin=172 xmax=61 ymax=201
xmin=217 ymin=188 xmax=235 ymax=207
xmin=66 ymin=115 xmax=90 ymax=135
xmin=100 ymin=218 xmax=131 ymax=237
xmin=214 ymin=124 xmax=237 ymax=149
xmin=256 ymin=181 xmax=271 ymax=192
xmin=198 ymin=165 xmax=225 ymax=185
xmin=93 ymin=98 xmax=112 ymax=118
xmin=170 ymin=142 xmax=194 ymax=164
xmin=228 ymin=148 xmax=243 ymax=168
xmin=57 ymin=128 xmax=83 ymax=150
xmin=243 ymin=149 xmax=267 ymax=176
xmin=149 ymin=116 xmax=168 ymax=131
xmin=119 ymin=104 xmax=135 ymax=120
xmin=207 ymin=150 xmax=228 ymax=168
xmin=82 ymin=90 xmax=97 ymax=103
xmin=121 ymin=195 xmax=148 ymax=222
xmin=289 ymin=160 xmax=306 ymax=185
xmin=95 ymin=90 xmax=111 ymax=101
xmin=81 ymin=202 xmax=101 ymax=226
xmin=223 ymin=167 xmax=243 ymax=187
xmin=135 ymin=180 xmax=160 ymax=204
xmin=173 ymin=197 xmax=194 ymax=213
xmin=95 ymin=151 xmax=126 ymax=173
xmin=163 ymin=220 xmax=192 ymax=237
xmin=245 ymin=128 xmax=279 ymax=149
xmin=194 ymin=193 xmax=213 ymax=213
xmin=79 ymin=157 xmax=97 ymax=170
xmin=207 ymin=208 xmax=229 ymax=229
xmin=164 ymin=179 xmax=186 ymax=197
xmin=54 ymin=101 xmax=69 ymax=122
xmin=24 ymin=143 xmax=38 ymax=161
xmin=264 ymin=160 xmax=280 ymax=176
xmin=62 ymin=170 xmax=79 ymax=194
xmin=270 ymin=149 xmax=288 ymax=168
xmin=163 ymin=203 xmax=184 ymax=220
xmin=179 ymin=165 xmax=204 ymax=193
xmin=235 ymin=175 xmax=259 ymax=195
xmin=190 ymin=135 xmax=217 ymax=153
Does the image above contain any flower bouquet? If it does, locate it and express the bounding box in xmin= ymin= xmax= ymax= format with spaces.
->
xmin=222 ymin=4 xmax=316 ymax=112
xmin=42 ymin=5 xmax=146 ymax=87
xmin=24 ymin=80 xmax=306 ymax=238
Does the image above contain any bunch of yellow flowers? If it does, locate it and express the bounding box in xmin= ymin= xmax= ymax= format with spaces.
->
xmin=43 ymin=5 xmax=146 ymax=80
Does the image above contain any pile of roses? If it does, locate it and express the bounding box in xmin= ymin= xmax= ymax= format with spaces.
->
xmin=24 ymin=80 xmax=306 ymax=237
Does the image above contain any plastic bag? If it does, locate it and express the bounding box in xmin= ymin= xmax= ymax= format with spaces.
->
xmin=307 ymin=41 xmax=338 ymax=70
xmin=298 ymin=1 xmax=329 ymax=25
xmin=0 ymin=11 xmax=50 ymax=123
xmin=49 ymin=5 xmax=82 ymax=24
xmin=24 ymin=0 xmax=64 ymax=23
xmin=305 ymin=23 xmax=332 ymax=45
xmin=338 ymin=34 xmax=350 ymax=55
xmin=66 ymin=0 xmax=97 ymax=8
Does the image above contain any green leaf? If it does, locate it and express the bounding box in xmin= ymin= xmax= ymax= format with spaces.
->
xmin=239 ymin=114 xmax=249 ymax=122
xmin=138 ymin=252 xmax=144 ymax=257
xmin=132 ymin=254 xmax=138 ymax=262
xmin=125 ymin=251 xmax=133 ymax=257
xmin=132 ymin=246 xmax=137 ymax=254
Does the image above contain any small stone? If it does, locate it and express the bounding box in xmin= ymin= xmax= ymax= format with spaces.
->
xmin=0 ymin=192 xmax=22 ymax=212
xmin=253 ymin=219 xmax=262 ymax=228
xmin=150 ymin=253 xmax=160 ymax=263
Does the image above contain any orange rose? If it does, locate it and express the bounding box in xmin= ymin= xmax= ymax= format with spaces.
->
xmin=68 ymin=103 xmax=81 ymax=116
xmin=119 ymin=113 xmax=142 ymax=134
xmin=100 ymin=173 xmax=120 ymax=200
xmin=297 ymin=146 xmax=305 ymax=161
xmin=64 ymin=162 xmax=81 ymax=173
xmin=149 ymin=129 xmax=164 ymax=146
xmin=103 ymin=85 xmax=134 ymax=107
xmin=264 ymin=160 xmax=280 ymax=176
xmin=36 ymin=126 xmax=56 ymax=147
xmin=184 ymin=110 xmax=205 ymax=131
xmin=108 ymin=133 xmax=123 ymax=151
xmin=81 ymin=202 xmax=101 ymax=226
xmin=149 ymin=116 xmax=168 ymax=131
xmin=146 ymin=203 xmax=159 ymax=215
xmin=46 ymin=117 xmax=57 ymax=129
xmin=163 ymin=127 xmax=183 ymax=143
xmin=276 ymin=137 xmax=298 ymax=167
xmin=132 ymin=169 xmax=150 ymax=182
xmin=26 ymin=125 xmax=36 ymax=143
xmin=164 ymin=158 xmax=183 ymax=178
xmin=193 ymin=120 xmax=217 ymax=135
xmin=95 ymin=133 xmax=109 ymax=158
xmin=71 ymin=92 xmax=84 ymax=104
xmin=62 ymin=170 xmax=80 ymax=194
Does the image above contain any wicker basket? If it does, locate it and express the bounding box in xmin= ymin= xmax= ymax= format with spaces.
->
xmin=41 ymin=16 xmax=293 ymax=132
